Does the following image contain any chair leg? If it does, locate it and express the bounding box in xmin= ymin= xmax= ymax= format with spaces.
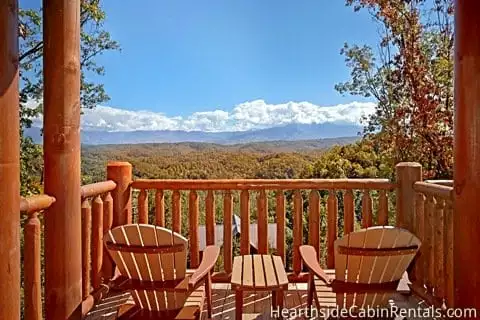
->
xmin=307 ymin=272 xmax=314 ymax=308
xmin=205 ymin=272 xmax=213 ymax=318
xmin=235 ymin=290 xmax=243 ymax=320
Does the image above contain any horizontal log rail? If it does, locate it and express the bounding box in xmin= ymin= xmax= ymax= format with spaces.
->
xmin=411 ymin=181 xmax=454 ymax=308
xmin=131 ymin=178 xmax=396 ymax=190
xmin=424 ymin=179 xmax=453 ymax=187
xmin=80 ymin=180 xmax=116 ymax=198
xmin=20 ymin=194 xmax=56 ymax=214
xmin=129 ymin=178 xmax=397 ymax=279
xmin=20 ymin=194 xmax=55 ymax=320
xmin=413 ymin=181 xmax=454 ymax=199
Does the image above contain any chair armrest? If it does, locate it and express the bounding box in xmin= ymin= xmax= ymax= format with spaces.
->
xmin=189 ymin=245 xmax=220 ymax=290
xmin=299 ymin=245 xmax=333 ymax=285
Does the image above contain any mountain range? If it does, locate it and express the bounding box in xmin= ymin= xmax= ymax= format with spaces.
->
xmin=26 ymin=123 xmax=362 ymax=145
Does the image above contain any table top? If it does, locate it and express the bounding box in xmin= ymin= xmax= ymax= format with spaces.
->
xmin=231 ymin=254 xmax=288 ymax=290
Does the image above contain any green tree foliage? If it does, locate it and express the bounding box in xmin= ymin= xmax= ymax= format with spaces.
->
xmin=19 ymin=0 xmax=120 ymax=195
xmin=337 ymin=0 xmax=454 ymax=178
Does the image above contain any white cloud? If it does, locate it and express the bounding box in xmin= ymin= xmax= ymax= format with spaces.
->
xmin=31 ymin=99 xmax=376 ymax=132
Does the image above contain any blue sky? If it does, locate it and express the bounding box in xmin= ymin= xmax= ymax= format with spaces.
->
xmin=24 ymin=0 xmax=380 ymax=132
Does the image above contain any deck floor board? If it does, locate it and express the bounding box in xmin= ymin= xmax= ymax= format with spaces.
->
xmin=86 ymin=280 xmax=432 ymax=320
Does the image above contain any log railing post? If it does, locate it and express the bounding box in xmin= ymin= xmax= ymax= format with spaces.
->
xmin=454 ymin=0 xmax=480 ymax=310
xmin=395 ymin=162 xmax=422 ymax=230
xmin=43 ymin=0 xmax=82 ymax=317
xmin=107 ymin=162 xmax=133 ymax=227
xmin=0 ymin=0 xmax=21 ymax=318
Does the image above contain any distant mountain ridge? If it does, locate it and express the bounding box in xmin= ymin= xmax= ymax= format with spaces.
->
xmin=26 ymin=123 xmax=362 ymax=145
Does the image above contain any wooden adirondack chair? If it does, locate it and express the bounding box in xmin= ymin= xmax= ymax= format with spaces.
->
xmin=300 ymin=226 xmax=421 ymax=311
xmin=105 ymin=224 xmax=220 ymax=320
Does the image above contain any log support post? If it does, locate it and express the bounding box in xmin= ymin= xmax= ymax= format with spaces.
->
xmin=107 ymin=162 xmax=133 ymax=227
xmin=0 ymin=0 xmax=20 ymax=318
xmin=395 ymin=162 xmax=422 ymax=231
xmin=43 ymin=0 xmax=83 ymax=318
xmin=454 ymin=0 xmax=480 ymax=310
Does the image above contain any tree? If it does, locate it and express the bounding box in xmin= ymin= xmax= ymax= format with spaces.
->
xmin=19 ymin=0 xmax=120 ymax=195
xmin=336 ymin=0 xmax=454 ymax=178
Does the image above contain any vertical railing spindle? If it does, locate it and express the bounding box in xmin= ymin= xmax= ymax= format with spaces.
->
xmin=444 ymin=200 xmax=454 ymax=307
xmin=155 ymin=190 xmax=165 ymax=227
xmin=24 ymin=212 xmax=42 ymax=320
xmin=102 ymin=192 xmax=114 ymax=281
xmin=308 ymin=190 xmax=320 ymax=259
xmin=92 ymin=195 xmax=104 ymax=290
xmin=172 ymin=190 xmax=181 ymax=233
xmin=413 ymin=193 xmax=425 ymax=284
xmin=240 ymin=190 xmax=250 ymax=255
xmin=293 ymin=190 xmax=303 ymax=275
xmin=81 ymin=199 xmax=92 ymax=299
xmin=344 ymin=190 xmax=354 ymax=234
xmin=257 ymin=190 xmax=268 ymax=254
xmin=189 ymin=190 xmax=199 ymax=268
xmin=434 ymin=198 xmax=445 ymax=299
xmin=378 ymin=190 xmax=388 ymax=225
xmin=276 ymin=191 xmax=286 ymax=263
xmin=424 ymin=194 xmax=436 ymax=294
xmin=138 ymin=189 xmax=148 ymax=224
xmin=206 ymin=190 xmax=215 ymax=246
xmin=223 ymin=191 xmax=233 ymax=273
xmin=327 ymin=190 xmax=338 ymax=268
xmin=361 ymin=189 xmax=373 ymax=228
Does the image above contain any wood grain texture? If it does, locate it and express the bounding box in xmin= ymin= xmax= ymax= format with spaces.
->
xmin=276 ymin=191 xmax=286 ymax=263
xmin=293 ymin=190 xmax=303 ymax=274
xmin=308 ymin=190 xmax=320 ymax=259
xmin=24 ymin=212 xmax=42 ymax=320
xmin=137 ymin=189 xmax=148 ymax=224
xmin=361 ymin=190 xmax=373 ymax=228
xmin=205 ymin=190 xmax=215 ymax=246
xmin=189 ymin=190 xmax=199 ymax=268
xmin=378 ymin=190 xmax=388 ymax=226
xmin=155 ymin=190 xmax=165 ymax=227
xmin=81 ymin=199 xmax=92 ymax=299
xmin=343 ymin=190 xmax=354 ymax=235
xmin=172 ymin=190 xmax=182 ymax=233
xmin=91 ymin=196 xmax=104 ymax=290
xmin=240 ymin=190 xmax=250 ymax=255
xmin=327 ymin=190 xmax=338 ymax=269
xmin=223 ymin=191 xmax=233 ymax=273
xmin=257 ymin=190 xmax=268 ymax=254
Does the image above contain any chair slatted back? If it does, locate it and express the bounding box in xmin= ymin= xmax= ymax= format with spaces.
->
xmin=334 ymin=226 xmax=420 ymax=309
xmin=105 ymin=224 xmax=188 ymax=311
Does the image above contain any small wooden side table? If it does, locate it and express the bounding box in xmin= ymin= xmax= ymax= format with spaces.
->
xmin=231 ymin=254 xmax=289 ymax=319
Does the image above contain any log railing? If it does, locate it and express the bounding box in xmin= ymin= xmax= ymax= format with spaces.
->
xmin=79 ymin=180 xmax=116 ymax=315
xmin=129 ymin=178 xmax=396 ymax=280
xmin=20 ymin=194 xmax=56 ymax=320
xmin=411 ymin=181 xmax=454 ymax=308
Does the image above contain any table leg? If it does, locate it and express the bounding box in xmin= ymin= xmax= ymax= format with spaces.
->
xmin=272 ymin=290 xmax=277 ymax=309
xmin=235 ymin=289 xmax=243 ymax=320
xmin=277 ymin=289 xmax=284 ymax=310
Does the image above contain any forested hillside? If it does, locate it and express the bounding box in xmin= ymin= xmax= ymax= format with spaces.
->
xmin=81 ymin=138 xmax=359 ymax=183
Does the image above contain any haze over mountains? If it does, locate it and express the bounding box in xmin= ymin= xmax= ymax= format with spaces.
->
xmin=26 ymin=123 xmax=362 ymax=145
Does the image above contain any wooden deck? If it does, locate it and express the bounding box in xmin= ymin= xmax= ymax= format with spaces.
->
xmin=85 ymin=274 xmax=431 ymax=320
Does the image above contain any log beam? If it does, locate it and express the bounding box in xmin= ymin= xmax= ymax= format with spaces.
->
xmin=43 ymin=0 xmax=82 ymax=318
xmin=0 ymin=0 xmax=20 ymax=318
xmin=454 ymin=0 xmax=480 ymax=310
